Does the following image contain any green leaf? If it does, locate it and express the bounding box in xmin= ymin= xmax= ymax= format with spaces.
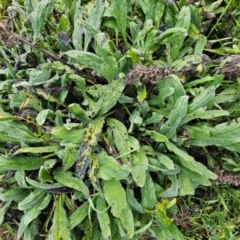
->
xmin=21 ymin=193 xmax=51 ymax=226
xmin=200 ymin=110 xmax=229 ymax=119
xmin=0 ymin=156 xmax=46 ymax=172
xmin=0 ymin=188 xmax=30 ymax=202
xmin=194 ymin=36 xmax=207 ymax=54
xmin=97 ymin=79 xmax=125 ymax=115
xmin=0 ymin=120 xmax=41 ymax=143
xmin=185 ymin=119 xmax=240 ymax=147
xmin=97 ymin=196 xmax=111 ymax=240
xmin=84 ymin=0 xmax=105 ymax=50
xmin=68 ymin=103 xmax=91 ymax=123
xmin=47 ymin=195 xmax=71 ymax=240
xmin=29 ymin=63 xmax=51 ymax=85
xmin=12 ymin=145 xmax=60 ymax=156
xmin=131 ymin=148 xmax=148 ymax=187
xmin=141 ymin=172 xmax=157 ymax=209
xmin=31 ymin=0 xmax=50 ymax=40
xmin=107 ymin=118 xmax=132 ymax=166
xmin=147 ymin=0 xmax=166 ymax=26
xmin=178 ymin=171 xmax=195 ymax=196
xmin=63 ymin=50 xmax=103 ymax=73
xmin=159 ymin=75 xmax=185 ymax=107
xmin=18 ymin=189 xmax=46 ymax=211
xmin=120 ymin=204 xmax=135 ymax=238
xmin=36 ymin=109 xmax=53 ymax=125
xmin=165 ymin=141 xmax=217 ymax=180
xmin=69 ymin=201 xmax=90 ymax=229
xmin=160 ymin=96 xmax=189 ymax=138
xmin=51 ymin=126 xmax=85 ymax=147
xmin=148 ymin=130 xmax=169 ymax=143
xmin=156 ymin=153 xmax=175 ymax=170
xmin=160 ymin=175 xmax=179 ymax=198
xmin=26 ymin=177 xmax=64 ymax=189
xmin=63 ymin=147 xmax=79 ymax=171
xmin=72 ymin=0 xmax=83 ymax=50
xmin=171 ymin=6 xmax=191 ymax=60
xmin=126 ymin=187 xmax=144 ymax=213
xmin=54 ymin=170 xmax=89 ymax=198
xmin=112 ymin=0 xmax=128 ymax=46
xmin=0 ymin=200 xmax=11 ymax=225
xmin=97 ymin=152 xmax=128 ymax=180
xmin=188 ymin=86 xmax=215 ymax=112
xmin=103 ymin=179 xmax=127 ymax=218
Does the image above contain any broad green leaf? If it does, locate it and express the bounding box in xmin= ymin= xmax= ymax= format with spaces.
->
xmin=148 ymin=130 xmax=169 ymax=143
xmin=141 ymin=172 xmax=157 ymax=209
xmin=97 ymin=196 xmax=111 ymax=240
xmin=182 ymin=167 xmax=212 ymax=187
xmin=68 ymin=103 xmax=91 ymax=123
xmin=112 ymin=0 xmax=128 ymax=46
xmin=31 ymin=0 xmax=50 ymax=40
xmin=188 ymin=86 xmax=215 ymax=112
xmin=72 ymin=0 xmax=83 ymax=50
xmin=159 ymin=75 xmax=185 ymax=107
xmin=26 ymin=177 xmax=64 ymax=189
xmin=185 ymin=119 xmax=240 ymax=147
xmin=214 ymin=87 xmax=240 ymax=104
xmin=51 ymin=126 xmax=85 ymax=147
xmin=149 ymin=87 xmax=174 ymax=106
xmin=129 ymin=110 xmax=142 ymax=133
xmin=120 ymin=204 xmax=135 ymax=238
xmin=36 ymin=109 xmax=53 ymax=125
xmin=160 ymin=175 xmax=179 ymax=198
xmin=165 ymin=141 xmax=217 ymax=180
xmin=63 ymin=50 xmax=104 ymax=73
xmin=0 ymin=120 xmax=41 ymax=143
xmin=107 ymin=118 xmax=132 ymax=166
xmin=145 ymin=113 xmax=163 ymax=125
xmin=15 ymin=170 xmax=28 ymax=188
xmin=76 ymin=117 xmax=104 ymax=178
xmin=171 ymin=6 xmax=191 ymax=60
xmin=131 ymin=148 xmax=148 ymax=187
xmin=200 ymin=110 xmax=229 ymax=119
xmin=126 ymin=188 xmax=144 ymax=213
xmin=54 ymin=170 xmax=89 ymax=198
xmin=12 ymin=145 xmax=60 ymax=155
xmin=97 ymin=79 xmax=125 ymax=115
xmin=22 ymin=193 xmax=51 ymax=225
xmin=63 ymin=147 xmax=79 ymax=171
xmin=194 ymin=36 xmax=207 ymax=54
xmin=160 ymin=96 xmax=189 ymax=138
xmin=0 ymin=156 xmax=46 ymax=172
xmin=156 ymin=153 xmax=175 ymax=170
xmin=47 ymin=195 xmax=71 ymax=240
xmin=152 ymin=27 xmax=187 ymax=50
xmin=97 ymin=152 xmax=128 ymax=180
xmin=0 ymin=200 xmax=11 ymax=225
xmin=0 ymin=188 xmax=29 ymax=202
xmin=18 ymin=189 xmax=46 ymax=211
xmin=103 ymin=179 xmax=127 ymax=218
xmin=69 ymin=201 xmax=90 ymax=229
xmin=147 ymin=0 xmax=165 ymax=26
xmin=84 ymin=0 xmax=105 ymax=50
xmin=29 ymin=63 xmax=51 ymax=85
xmin=178 ymin=171 xmax=195 ymax=196
xmin=180 ymin=107 xmax=206 ymax=125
